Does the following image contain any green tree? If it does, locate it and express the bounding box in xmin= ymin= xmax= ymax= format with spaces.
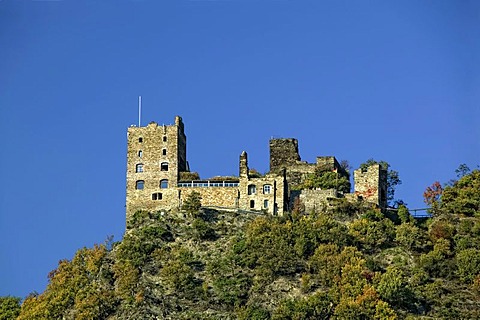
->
xmin=376 ymin=266 xmax=411 ymax=307
xmin=442 ymin=170 xmax=480 ymax=217
xmin=348 ymin=210 xmax=395 ymax=251
xmin=0 ymin=296 xmax=21 ymax=320
xmin=455 ymin=163 xmax=471 ymax=178
xmin=272 ymin=291 xmax=334 ymax=320
xmin=182 ymin=191 xmax=202 ymax=216
xmin=192 ymin=218 xmax=216 ymax=240
xmin=456 ymin=248 xmax=480 ymax=283
xmin=395 ymin=222 xmax=425 ymax=251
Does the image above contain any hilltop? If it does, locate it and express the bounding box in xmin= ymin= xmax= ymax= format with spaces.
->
xmin=2 ymin=168 xmax=480 ymax=319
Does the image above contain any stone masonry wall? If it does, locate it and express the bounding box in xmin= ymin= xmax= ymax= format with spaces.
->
xmin=126 ymin=117 xmax=186 ymax=218
xmin=179 ymin=187 xmax=239 ymax=209
xmin=294 ymin=189 xmax=339 ymax=213
xmin=269 ymin=138 xmax=301 ymax=172
xmin=353 ymin=164 xmax=387 ymax=208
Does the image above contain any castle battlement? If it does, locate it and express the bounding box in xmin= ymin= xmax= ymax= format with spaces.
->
xmin=126 ymin=116 xmax=387 ymax=219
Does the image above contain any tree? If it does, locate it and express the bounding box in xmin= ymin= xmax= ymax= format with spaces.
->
xmin=423 ymin=181 xmax=443 ymax=215
xmin=395 ymin=222 xmax=425 ymax=252
xmin=442 ymin=170 xmax=480 ymax=217
xmin=455 ymin=163 xmax=471 ymax=178
xmin=456 ymin=248 xmax=480 ymax=283
xmin=182 ymin=191 xmax=202 ymax=216
xmin=0 ymin=296 xmax=21 ymax=320
xmin=360 ymin=159 xmax=401 ymax=206
xmin=297 ymin=167 xmax=351 ymax=193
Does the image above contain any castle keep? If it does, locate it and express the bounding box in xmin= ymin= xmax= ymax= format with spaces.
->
xmin=126 ymin=116 xmax=387 ymax=218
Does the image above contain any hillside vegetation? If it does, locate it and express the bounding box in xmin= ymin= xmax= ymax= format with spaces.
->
xmin=4 ymin=169 xmax=480 ymax=319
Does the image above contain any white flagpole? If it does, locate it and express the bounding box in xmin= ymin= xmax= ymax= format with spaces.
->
xmin=138 ymin=96 xmax=142 ymax=127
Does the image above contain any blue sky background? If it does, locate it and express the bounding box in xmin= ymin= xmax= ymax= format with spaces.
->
xmin=1 ymin=0 xmax=479 ymax=298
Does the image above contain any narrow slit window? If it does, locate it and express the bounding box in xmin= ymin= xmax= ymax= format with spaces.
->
xmin=162 ymin=149 xmax=167 ymax=156
xmin=136 ymin=164 xmax=144 ymax=173
xmin=138 ymin=137 xmax=143 ymax=143
xmin=135 ymin=180 xmax=144 ymax=190
xmin=138 ymin=150 xmax=143 ymax=158
xmin=161 ymin=162 xmax=168 ymax=171
xmin=163 ymin=136 xmax=167 ymax=142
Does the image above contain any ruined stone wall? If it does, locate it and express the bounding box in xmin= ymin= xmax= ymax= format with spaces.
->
xmin=296 ymin=189 xmax=339 ymax=213
xmin=353 ymin=164 xmax=387 ymax=209
xmin=316 ymin=156 xmax=337 ymax=170
xmin=269 ymin=138 xmax=301 ymax=172
xmin=284 ymin=162 xmax=316 ymax=187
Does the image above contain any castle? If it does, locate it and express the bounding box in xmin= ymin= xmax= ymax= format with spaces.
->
xmin=126 ymin=116 xmax=387 ymax=218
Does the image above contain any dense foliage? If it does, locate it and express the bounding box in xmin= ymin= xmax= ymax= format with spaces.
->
xmin=5 ymin=169 xmax=480 ymax=319
xmin=293 ymin=167 xmax=351 ymax=193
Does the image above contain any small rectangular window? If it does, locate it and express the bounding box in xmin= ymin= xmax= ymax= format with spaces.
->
xmin=139 ymin=137 xmax=143 ymax=143
xmin=163 ymin=136 xmax=167 ymax=142
xmin=248 ymin=185 xmax=256 ymax=195
xmin=162 ymin=149 xmax=167 ymax=155
xmin=250 ymin=200 xmax=255 ymax=209
xmin=160 ymin=179 xmax=168 ymax=189
xmin=263 ymin=185 xmax=271 ymax=194
xmin=152 ymin=193 xmax=162 ymax=200
xmin=136 ymin=164 xmax=144 ymax=173
xmin=161 ymin=162 xmax=168 ymax=171
xmin=264 ymin=200 xmax=269 ymax=208
xmin=136 ymin=180 xmax=144 ymax=190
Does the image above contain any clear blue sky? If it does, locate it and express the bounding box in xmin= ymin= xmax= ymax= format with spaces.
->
xmin=1 ymin=0 xmax=478 ymax=298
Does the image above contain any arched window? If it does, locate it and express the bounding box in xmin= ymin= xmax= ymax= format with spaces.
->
xmin=135 ymin=180 xmax=144 ymax=190
xmin=136 ymin=164 xmax=144 ymax=173
xmin=138 ymin=150 xmax=143 ymax=158
xmin=248 ymin=185 xmax=256 ymax=195
xmin=160 ymin=179 xmax=168 ymax=189
xmin=263 ymin=184 xmax=272 ymax=194
xmin=161 ymin=162 xmax=168 ymax=171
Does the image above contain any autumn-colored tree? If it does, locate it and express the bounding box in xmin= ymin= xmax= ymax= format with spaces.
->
xmin=423 ymin=181 xmax=443 ymax=215
xmin=18 ymin=244 xmax=116 ymax=320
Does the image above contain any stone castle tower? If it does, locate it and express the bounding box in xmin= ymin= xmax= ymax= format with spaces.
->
xmin=126 ymin=116 xmax=187 ymax=217
xmin=353 ymin=164 xmax=388 ymax=209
